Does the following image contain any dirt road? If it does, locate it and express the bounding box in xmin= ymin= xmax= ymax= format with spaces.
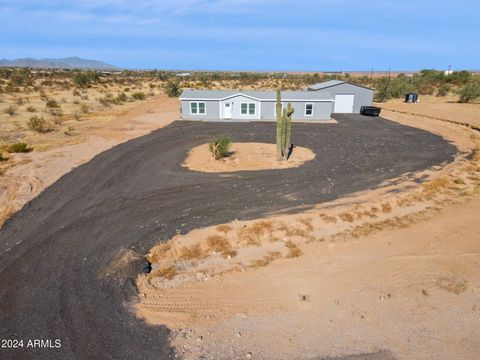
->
xmin=0 ymin=117 xmax=455 ymax=359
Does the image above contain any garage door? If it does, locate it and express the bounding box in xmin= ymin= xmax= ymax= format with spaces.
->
xmin=334 ymin=94 xmax=355 ymax=113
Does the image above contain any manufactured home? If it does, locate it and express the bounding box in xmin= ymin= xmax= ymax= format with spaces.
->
xmin=180 ymin=90 xmax=334 ymax=122
xmin=308 ymin=80 xmax=374 ymax=114
xmin=179 ymin=81 xmax=375 ymax=121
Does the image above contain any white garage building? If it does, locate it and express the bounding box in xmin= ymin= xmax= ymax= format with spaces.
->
xmin=308 ymin=80 xmax=375 ymax=114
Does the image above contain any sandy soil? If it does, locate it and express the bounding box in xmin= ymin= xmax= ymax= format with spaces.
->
xmin=183 ymin=142 xmax=315 ymax=172
xmin=377 ymin=95 xmax=480 ymax=129
xmin=0 ymin=94 xmax=179 ymax=226
xmin=136 ymin=108 xmax=480 ymax=359
xmin=139 ymin=199 xmax=480 ymax=360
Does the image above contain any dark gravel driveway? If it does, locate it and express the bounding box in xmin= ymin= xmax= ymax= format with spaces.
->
xmin=0 ymin=115 xmax=456 ymax=359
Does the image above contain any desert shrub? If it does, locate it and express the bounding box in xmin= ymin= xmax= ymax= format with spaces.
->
xmin=436 ymin=84 xmax=450 ymax=97
xmin=459 ymin=82 xmax=480 ymax=103
xmin=164 ymin=80 xmax=182 ymax=97
xmin=73 ymin=111 xmax=81 ymax=121
xmin=52 ymin=116 xmax=63 ymax=125
xmin=73 ymin=71 xmax=100 ymax=88
xmin=27 ymin=115 xmax=52 ymax=133
xmin=98 ymin=97 xmax=111 ymax=108
xmin=209 ymin=135 xmax=232 ymax=160
xmin=45 ymin=99 xmax=60 ymax=109
xmin=0 ymin=152 xmax=6 ymax=161
xmin=6 ymin=142 xmax=31 ymax=153
xmin=131 ymin=91 xmax=146 ymax=100
xmin=448 ymin=70 xmax=471 ymax=85
xmin=64 ymin=126 xmax=75 ymax=136
xmin=4 ymin=105 xmax=17 ymax=115
xmin=72 ymin=89 xmax=81 ymax=96
xmin=115 ymin=92 xmax=127 ymax=103
xmin=80 ymin=103 xmax=89 ymax=114
xmin=16 ymin=97 xmax=24 ymax=106
xmin=26 ymin=105 xmax=36 ymax=112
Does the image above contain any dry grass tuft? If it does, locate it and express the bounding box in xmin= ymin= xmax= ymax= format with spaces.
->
xmin=206 ymin=234 xmax=237 ymax=258
xmin=178 ymin=244 xmax=205 ymax=260
xmin=381 ymin=203 xmax=392 ymax=213
xmin=250 ymin=251 xmax=282 ymax=268
xmin=216 ymin=224 xmax=232 ymax=234
xmin=422 ymin=177 xmax=451 ymax=197
xmin=285 ymin=241 xmax=303 ymax=258
xmin=238 ymin=220 xmax=274 ymax=246
xmin=319 ymin=213 xmax=337 ymax=223
xmin=147 ymin=242 xmax=171 ymax=263
xmin=338 ymin=212 xmax=355 ymax=222
xmin=298 ymin=217 xmax=314 ymax=232
xmin=148 ymin=265 xmax=177 ymax=280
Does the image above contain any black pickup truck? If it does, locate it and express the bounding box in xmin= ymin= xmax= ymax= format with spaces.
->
xmin=360 ymin=106 xmax=381 ymax=117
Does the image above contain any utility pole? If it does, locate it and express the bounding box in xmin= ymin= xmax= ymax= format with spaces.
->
xmin=371 ymin=68 xmax=374 ymax=79
xmin=447 ymin=64 xmax=452 ymax=75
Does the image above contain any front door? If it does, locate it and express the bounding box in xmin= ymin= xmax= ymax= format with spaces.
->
xmin=224 ymin=103 xmax=232 ymax=119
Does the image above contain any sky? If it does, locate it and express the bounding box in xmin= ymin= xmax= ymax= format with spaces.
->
xmin=0 ymin=0 xmax=479 ymax=71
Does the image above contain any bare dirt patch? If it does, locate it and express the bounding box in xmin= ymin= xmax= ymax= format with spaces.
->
xmin=377 ymin=95 xmax=480 ymax=129
xmin=0 ymin=94 xmax=179 ymax=226
xmin=183 ymin=142 xmax=315 ymax=172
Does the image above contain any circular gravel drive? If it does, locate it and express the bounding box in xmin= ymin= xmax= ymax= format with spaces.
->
xmin=0 ymin=116 xmax=456 ymax=360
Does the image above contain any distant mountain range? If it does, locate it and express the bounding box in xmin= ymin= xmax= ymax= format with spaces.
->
xmin=0 ymin=57 xmax=119 ymax=70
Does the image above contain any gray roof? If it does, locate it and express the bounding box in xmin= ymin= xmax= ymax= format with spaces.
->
xmin=308 ymin=80 xmax=375 ymax=91
xmin=180 ymin=89 xmax=333 ymax=101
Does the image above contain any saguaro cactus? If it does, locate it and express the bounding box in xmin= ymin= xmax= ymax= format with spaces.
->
xmin=276 ymin=90 xmax=283 ymax=160
xmin=276 ymin=90 xmax=294 ymax=160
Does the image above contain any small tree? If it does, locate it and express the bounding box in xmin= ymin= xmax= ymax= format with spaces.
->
xmin=164 ymin=80 xmax=182 ymax=97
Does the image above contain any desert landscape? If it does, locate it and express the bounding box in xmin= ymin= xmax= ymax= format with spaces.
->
xmin=1 ymin=67 xmax=480 ymax=360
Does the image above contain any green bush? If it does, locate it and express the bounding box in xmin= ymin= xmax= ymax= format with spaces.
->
xmin=0 ymin=152 xmax=6 ymax=161
xmin=6 ymin=142 xmax=31 ymax=153
xmin=436 ymin=84 xmax=450 ymax=97
xmin=164 ymin=80 xmax=182 ymax=97
xmin=131 ymin=92 xmax=146 ymax=100
xmin=27 ymin=116 xmax=52 ymax=133
xmin=26 ymin=105 xmax=36 ymax=112
xmin=209 ymin=135 xmax=233 ymax=160
xmin=73 ymin=71 xmax=100 ymax=88
xmin=459 ymin=82 xmax=480 ymax=103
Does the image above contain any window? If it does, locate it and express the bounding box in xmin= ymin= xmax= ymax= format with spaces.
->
xmin=241 ymin=103 xmax=248 ymax=115
xmin=241 ymin=103 xmax=256 ymax=115
xmin=190 ymin=101 xmax=206 ymax=115
xmin=305 ymin=103 xmax=314 ymax=116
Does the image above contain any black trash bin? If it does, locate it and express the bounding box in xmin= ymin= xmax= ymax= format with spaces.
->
xmin=360 ymin=106 xmax=381 ymax=117
xmin=405 ymin=93 xmax=419 ymax=103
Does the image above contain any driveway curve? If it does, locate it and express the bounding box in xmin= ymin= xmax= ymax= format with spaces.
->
xmin=0 ymin=116 xmax=456 ymax=360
